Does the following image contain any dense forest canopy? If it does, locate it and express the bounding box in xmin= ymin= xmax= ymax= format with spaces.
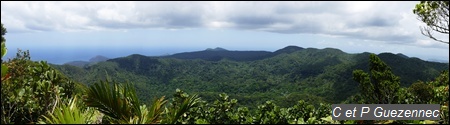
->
xmin=50 ymin=46 xmax=449 ymax=109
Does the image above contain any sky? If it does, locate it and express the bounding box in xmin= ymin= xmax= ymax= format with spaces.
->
xmin=1 ymin=1 xmax=449 ymax=64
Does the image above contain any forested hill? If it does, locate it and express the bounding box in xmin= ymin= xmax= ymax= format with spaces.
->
xmin=163 ymin=48 xmax=272 ymax=61
xmin=162 ymin=45 xmax=304 ymax=61
xmin=51 ymin=46 xmax=449 ymax=108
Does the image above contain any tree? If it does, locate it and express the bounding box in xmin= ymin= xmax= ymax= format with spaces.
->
xmin=352 ymin=54 xmax=400 ymax=104
xmin=1 ymin=24 xmax=82 ymax=124
xmin=413 ymin=1 xmax=449 ymax=44
xmin=1 ymin=23 xmax=6 ymax=43
xmin=1 ymin=23 xmax=8 ymax=79
xmin=1 ymin=49 xmax=78 ymax=124
xmin=408 ymin=81 xmax=434 ymax=104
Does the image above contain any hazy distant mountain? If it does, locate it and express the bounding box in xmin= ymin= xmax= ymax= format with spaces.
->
xmin=89 ymin=55 xmax=109 ymax=63
xmin=52 ymin=46 xmax=449 ymax=107
xmin=64 ymin=55 xmax=109 ymax=67
xmin=427 ymin=59 xmax=449 ymax=63
xmin=394 ymin=53 xmax=448 ymax=63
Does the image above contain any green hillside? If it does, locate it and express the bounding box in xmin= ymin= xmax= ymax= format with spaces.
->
xmin=51 ymin=47 xmax=449 ymax=108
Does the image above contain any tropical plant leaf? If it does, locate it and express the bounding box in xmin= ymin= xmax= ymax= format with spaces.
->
xmin=162 ymin=92 xmax=200 ymax=124
xmin=83 ymin=79 xmax=166 ymax=124
xmin=39 ymin=96 xmax=94 ymax=124
xmin=84 ymin=80 xmax=137 ymax=123
xmin=146 ymin=96 xmax=167 ymax=124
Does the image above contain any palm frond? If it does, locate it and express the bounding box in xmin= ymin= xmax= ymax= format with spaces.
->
xmin=146 ymin=96 xmax=167 ymax=124
xmin=84 ymin=79 xmax=140 ymax=123
xmin=38 ymin=96 xmax=94 ymax=124
xmin=163 ymin=94 xmax=200 ymax=124
xmin=83 ymin=79 xmax=168 ymax=124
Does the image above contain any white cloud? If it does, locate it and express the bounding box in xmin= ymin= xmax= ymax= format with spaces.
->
xmin=1 ymin=1 xmax=448 ymax=50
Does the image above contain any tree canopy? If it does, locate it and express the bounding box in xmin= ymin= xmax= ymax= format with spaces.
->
xmin=413 ymin=1 xmax=449 ymax=44
xmin=352 ymin=54 xmax=400 ymax=104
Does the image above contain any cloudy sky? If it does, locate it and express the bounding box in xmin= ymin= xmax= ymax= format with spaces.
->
xmin=1 ymin=1 xmax=449 ymax=64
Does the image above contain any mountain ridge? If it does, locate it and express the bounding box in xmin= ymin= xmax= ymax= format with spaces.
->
xmin=205 ymin=47 xmax=228 ymax=51
xmin=163 ymin=45 xmax=307 ymax=61
xmin=61 ymin=45 xmax=443 ymax=64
